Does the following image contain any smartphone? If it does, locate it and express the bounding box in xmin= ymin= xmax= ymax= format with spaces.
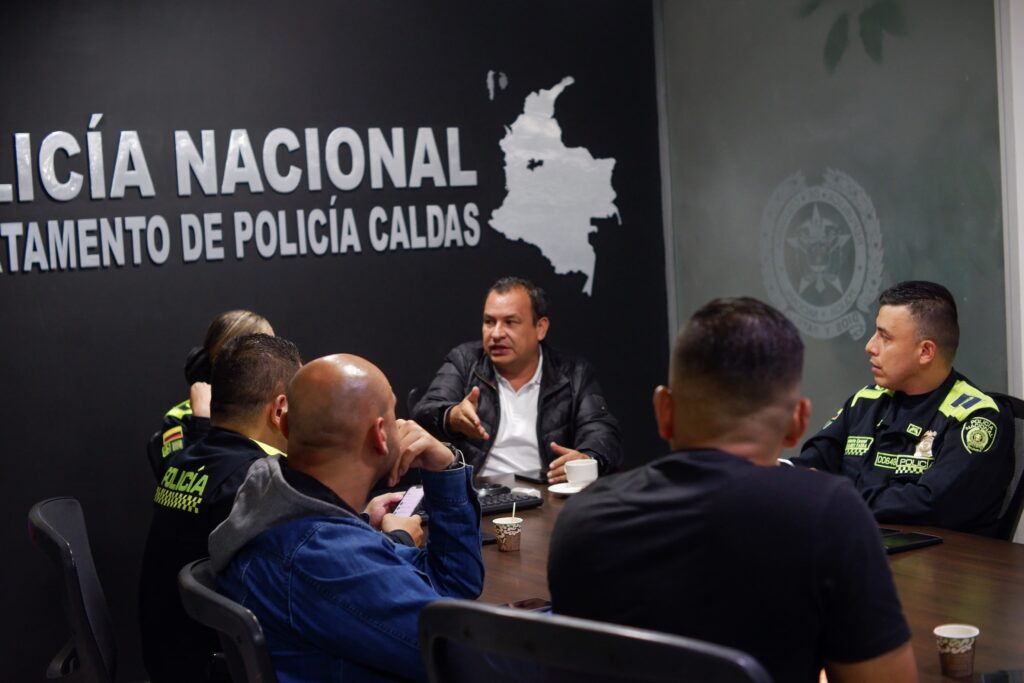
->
xmin=393 ymin=485 xmax=424 ymax=517
xmin=883 ymin=531 xmax=942 ymax=554
xmin=514 ymin=468 xmax=549 ymax=485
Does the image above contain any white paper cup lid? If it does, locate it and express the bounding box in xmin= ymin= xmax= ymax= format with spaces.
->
xmin=933 ymin=624 xmax=980 ymax=639
xmin=493 ymin=517 xmax=523 ymax=525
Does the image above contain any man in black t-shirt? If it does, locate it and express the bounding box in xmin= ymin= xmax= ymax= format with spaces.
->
xmin=548 ymin=298 xmax=917 ymax=683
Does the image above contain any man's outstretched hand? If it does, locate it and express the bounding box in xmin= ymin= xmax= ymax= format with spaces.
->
xmin=447 ymin=386 xmax=489 ymax=440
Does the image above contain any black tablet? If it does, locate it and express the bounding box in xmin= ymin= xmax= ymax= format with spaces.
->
xmin=514 ymin=468 xmax=549 ymax=485
xmin=884 ymin=531 xmax=943 ymax=554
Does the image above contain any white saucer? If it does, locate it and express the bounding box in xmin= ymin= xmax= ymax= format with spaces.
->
xmin=548 ymin=482 xmax=587 ymax=496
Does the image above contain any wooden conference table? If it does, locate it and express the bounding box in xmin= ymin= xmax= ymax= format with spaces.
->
xmin=476 ymin=476 xmax=1024 ymax=682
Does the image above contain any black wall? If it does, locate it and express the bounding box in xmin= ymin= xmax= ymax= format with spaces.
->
xmin=0 ymin=2 xmax=668 ymax=679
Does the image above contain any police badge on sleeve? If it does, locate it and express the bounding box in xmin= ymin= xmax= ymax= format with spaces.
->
xmin=760 ymin=169 xmax=884 ymax=340
xmin=962 ymin=416 xmax=997 ymax=453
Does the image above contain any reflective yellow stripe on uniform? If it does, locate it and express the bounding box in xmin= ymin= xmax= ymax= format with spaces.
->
xmin=938 ymin=380 xmax=999 ymax=422
xmin=164 ymin=399 xmax=193 ymax=421
xmin=850 ymin=385 xmax=894 ymax=407
xmin=251 ymin=439 xmax=287 ymax=457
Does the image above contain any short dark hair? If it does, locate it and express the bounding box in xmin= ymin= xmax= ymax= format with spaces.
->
xmin=673 ymin=297 xmax=804 ymax=412
xmin=211 ymin=334 xmax=302 ymax=422
xmin=878 ymin=281 xmax=959 ymax=359
xmin=488 ymin=276 xmax=548 ymax=322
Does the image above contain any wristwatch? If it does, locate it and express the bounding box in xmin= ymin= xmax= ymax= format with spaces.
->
xmin=444 ymin=443 xmax=466 ymax=470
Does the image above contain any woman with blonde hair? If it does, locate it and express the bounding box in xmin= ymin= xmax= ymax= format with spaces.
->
xmin=147 ymin=310 xmax=273 ymax=478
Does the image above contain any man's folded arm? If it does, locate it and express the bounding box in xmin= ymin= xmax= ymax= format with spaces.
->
xmin=398 ymin=465 xmax=484 ymax=599
xmin=184 ymin=414 xmax=211 ymax=442
xmin=864 ymin=409 xmax=1013 ymax=530
xmin=792 ymin=440 xmax=841 ymax=471
xmin=286 ymin=524 xmax=462 ymax=682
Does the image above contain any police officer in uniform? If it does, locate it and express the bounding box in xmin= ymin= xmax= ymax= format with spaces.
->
xmin=139 ymin=334 xmax=423 ymax=682
xmin=793 ymin=281 xmax=1013 ymax=535
xmin=147 ymin=310 xmax=273 ymax=479
xmin=139 ymin=334 xmax=299 ymax=682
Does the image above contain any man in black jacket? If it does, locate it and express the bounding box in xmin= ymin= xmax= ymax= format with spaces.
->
xmin=412 ymin=276 xmax=621 ymax=483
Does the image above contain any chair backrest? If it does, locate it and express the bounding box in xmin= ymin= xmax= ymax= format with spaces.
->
xmin=407 ymin=387 xmax=423 ymax=417
xmin=27 ymin=497 xmax=117 ymax=682
xmin=419 ymin=600 xmax=774 ymax=683
xmin=990 ymin=392 xmax=1024 ymax=541
xmin=178 ymin=558 xmax=279 ymax=683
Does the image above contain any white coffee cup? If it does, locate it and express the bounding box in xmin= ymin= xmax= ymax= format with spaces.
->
xmin=565 ymin=458 xmax=598 ymax=487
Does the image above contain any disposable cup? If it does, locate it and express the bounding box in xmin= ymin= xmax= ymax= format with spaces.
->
xmin=493 ymin=516 xmax=523 ymax=552
xmin=933 ymin=624 xmax=979 ymax=678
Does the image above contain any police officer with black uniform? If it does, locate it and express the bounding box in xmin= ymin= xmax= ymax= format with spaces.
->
xmin=146 ymin=310 xmax=273 ymax=479
xmin=793 ymin=281 xmax=1013 ymax=536
xmin=139 ymin=334 xmax=299 ymax=683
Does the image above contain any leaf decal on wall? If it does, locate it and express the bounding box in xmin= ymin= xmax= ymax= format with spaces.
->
xmin=797 ymin=0 xmax=826 ymax=18
xmin=859 ymin=9 xmax=883 ymax=61
xmin=824 ymin=13 xmax=849 ymax=73
xmin=875 ymin=0 xmax=908 ymax=35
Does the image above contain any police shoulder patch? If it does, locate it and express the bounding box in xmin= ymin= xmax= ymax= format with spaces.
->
xmin=961 ymin=416 xmax=997 ymax=453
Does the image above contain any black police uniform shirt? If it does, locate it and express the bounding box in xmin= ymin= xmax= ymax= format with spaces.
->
xmin=146 ymin=347 xmax=216 ymax=480
xmin=548 ymin=449 xmax=910 ymax=683
xmin=794 ymin=370 xmax=1013 ymax=535
xmin=138 ymin=427 xmax=279 ymax=682
xmin=146 ymin=398 xmax=211 ymax=480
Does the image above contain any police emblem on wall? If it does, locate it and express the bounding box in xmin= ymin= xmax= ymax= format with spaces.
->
xmin=760 ymin=169 xmax=884 ymax=340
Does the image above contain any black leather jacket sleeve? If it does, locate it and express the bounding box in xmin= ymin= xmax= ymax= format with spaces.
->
xmin=566 ymin=364 xmax=622 ymax=473
xmin=411 ymin=346 xmax=477 ymax=440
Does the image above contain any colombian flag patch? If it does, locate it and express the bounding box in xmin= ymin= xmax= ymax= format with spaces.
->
xmin=163 ymin=426 xmax=184 ymax=445
xmin=161 ymin=426 xmax=185 ymax=457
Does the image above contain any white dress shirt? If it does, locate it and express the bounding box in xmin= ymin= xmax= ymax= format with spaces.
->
xmin=481 ymin=351 xmax=544 ymax=476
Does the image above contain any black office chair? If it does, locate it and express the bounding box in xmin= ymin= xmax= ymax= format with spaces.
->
xmin=407 ymin=387 xmax=424 ymax=417
xmin=991 ymin=392 xmax=1024 ymax=540
xmin=419 ymin=600 xmax=774 ymax=683
xmin=27 ymin=497 xmax=117 ymax=682
xmin=178 ymin=558 xmax=279 ymax=683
